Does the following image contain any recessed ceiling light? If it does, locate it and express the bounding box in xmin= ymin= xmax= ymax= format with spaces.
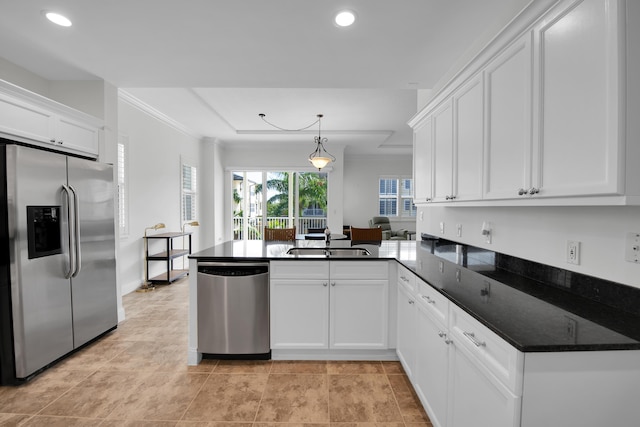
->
xmin=44 ymin=11 xmax=72 ymax=27
xmin=335 ymin=10 xmax=356 ymax=27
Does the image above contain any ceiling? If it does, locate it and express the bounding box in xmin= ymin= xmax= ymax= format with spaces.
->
xmin=0 ymin=0 xmax=523 ymax=155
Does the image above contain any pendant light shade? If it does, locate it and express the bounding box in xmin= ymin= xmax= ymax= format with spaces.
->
xmin=259 ymin=113 xmax=336 ymax=171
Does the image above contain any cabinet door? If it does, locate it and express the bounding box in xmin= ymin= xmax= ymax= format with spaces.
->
xmin=432 ymin=100 xmax=454 ymax=201
xmin=0 ymin=93 xmax=55 ymax=144
xmin=484 ymin=34 xmax=533 ymax=200
xmin=534 ymin=0 xmax=622 ymax=197
xmin=448 ymin=341 xmax=521 ymax=427
xmin=414 ymin=302 xmax=449 ymax=427
xmin=270 ymin=279 xmax=329 ymax=349
xmin=56 ymin=116 xmax=100 ymax=157
xmin=396 ymin=283 xmax=416 ymax=377
xmin=330 ymin=279 xmax=388 ymax=349
xmin=453 ymin=76 xmax=484 ymax=201
xmin=413 ymin=116 xmax=433 ymax=203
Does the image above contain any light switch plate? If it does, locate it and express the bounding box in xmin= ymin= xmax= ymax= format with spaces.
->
xmin=439 ymin=222 xmax=445 ymax=234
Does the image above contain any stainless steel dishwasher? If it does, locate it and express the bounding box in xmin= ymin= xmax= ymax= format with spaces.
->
xmin=197 ymin=262 xmax=270 ymax=358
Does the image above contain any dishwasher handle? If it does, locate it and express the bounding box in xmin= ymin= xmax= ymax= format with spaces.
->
xmin=198 ymin=262 xmax=269 ymax=277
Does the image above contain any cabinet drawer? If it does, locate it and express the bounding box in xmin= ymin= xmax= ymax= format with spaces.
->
xmin=450 ymin=305 xmax=523 ymax=394
xmin=330 ymin=261 xmax=389 ymax=280
xmin=270 ymin=261 xmax=329 ymax=279
xmin=397 ymin=263 xmax=416 ymax=293
xmin=417 ymin=280 xmax=448 ymax=326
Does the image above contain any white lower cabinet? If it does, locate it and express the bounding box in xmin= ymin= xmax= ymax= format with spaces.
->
xmin=404 ymin=276 xmax=640 ymax=427
xmin=414 ymin=296 xmax=449 ymax=427
xmin=270 ymin=261 xmax=389 ymax=351
xmin=396 ymin=280 xmax=416 ymax=376
xmin=448 ymin=341 xmax=520 ymax=427
xmin=270 ymin=278 xmax=329 ymax=349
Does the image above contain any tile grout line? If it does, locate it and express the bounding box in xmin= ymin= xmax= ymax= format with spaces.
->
xmin=177 ymin=360 xmax=218 ymax=422
xmin=251 ymin=360 xmax=273 ymax=424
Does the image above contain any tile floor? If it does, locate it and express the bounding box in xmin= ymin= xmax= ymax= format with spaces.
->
xmin=0 ymin=278 xmax=432 ymax=426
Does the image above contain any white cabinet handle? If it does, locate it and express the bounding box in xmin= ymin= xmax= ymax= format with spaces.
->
xmin=463 ymin=331 xmax=486 ymax=347
xmin=422 ymin=295 xmax=436 ymax=305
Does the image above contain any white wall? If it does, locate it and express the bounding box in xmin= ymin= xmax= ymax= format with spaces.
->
xmin=200 ymin=137 xmax=225 ymax=248
xmin=0 ymin=57 xmax=50 ymax=96
xmin=343 ymin=154 xmax=415 ymax=231
xmin=118 ymin=99 xmax=203 ymax=295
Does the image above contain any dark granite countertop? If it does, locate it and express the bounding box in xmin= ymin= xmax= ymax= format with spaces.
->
xmin=190 ymin=239 xmax=640 ymax=352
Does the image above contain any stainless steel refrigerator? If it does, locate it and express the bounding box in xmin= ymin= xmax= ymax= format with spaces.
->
xmin=0 ymin=142 xmax=117 ymax=384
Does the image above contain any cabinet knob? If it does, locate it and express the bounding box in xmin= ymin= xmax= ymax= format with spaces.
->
xmin=50 ymin=139 xmax=56 ymax=143
xmin=323 ymin=282 xmax=328 ymax=287
xmin=426 ymin=198 xmax=432 ymax=202
xmin=57 ymin=140 xmax=64 ymax=145
xmin=517 ymin=188 xmax=527 ymax=196
xmin=528 ymin=187 xmax=539 ymax=195
xmin=331 ymin=282 xmax=336 ymax=287
xmin=408 ymin=299 xmax=414 ymax=305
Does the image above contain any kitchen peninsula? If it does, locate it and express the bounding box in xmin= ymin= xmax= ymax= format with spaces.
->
xmin=188 ymin=238 xmax=640 ymax=427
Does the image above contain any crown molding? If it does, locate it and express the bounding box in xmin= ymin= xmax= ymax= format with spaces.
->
xmin=118 ymin=89 xmax=202 ymax=140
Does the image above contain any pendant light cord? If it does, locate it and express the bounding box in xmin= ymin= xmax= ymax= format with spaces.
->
xmin=259 ymin=113 xmax=323 ymax=132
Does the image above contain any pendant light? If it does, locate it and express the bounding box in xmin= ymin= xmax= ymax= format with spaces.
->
xmin=259 ymin=113 xmax=336 ymax=171
xmin=308 ymin=114 xmax=336 ymax=170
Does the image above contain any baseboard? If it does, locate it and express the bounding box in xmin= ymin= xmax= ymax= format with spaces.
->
xmin=271 ymin=348 xmax=399 ymax=361
xmin=122 ymin=279 xmax=143 ymax=296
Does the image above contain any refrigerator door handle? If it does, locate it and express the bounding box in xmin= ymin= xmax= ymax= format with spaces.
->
xmin=61 ymin=184 xmax=75 ymax=279
xmin=69 ymin=185 xmax=82 ymax=278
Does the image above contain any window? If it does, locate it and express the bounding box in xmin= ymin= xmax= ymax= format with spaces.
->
xmin=379 ymin=176 xmax=416 ymax=217
xmin=231 ymin=170 xmax=328 ymax=240
xmin=182 ymin=162 xmax=197 ymax=222
xmin=117 ymin=134 xmax=129 ymax=236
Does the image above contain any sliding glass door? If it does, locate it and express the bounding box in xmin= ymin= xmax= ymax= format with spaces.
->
xmin=232 ymin=170 xmax=328 ymax=240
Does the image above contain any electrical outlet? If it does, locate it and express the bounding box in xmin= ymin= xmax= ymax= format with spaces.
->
xmin=567 ymin=241 xmax=580 ymax=265
xmin=439 ymin=222 xmax=445 ymax=234
xmin=564 ymin=315 xmax=577 ymax=342
xmin=456 ymin=224 xmax=462 ymax=237
xmin=625 ymin=233 xmax=640 ymax=263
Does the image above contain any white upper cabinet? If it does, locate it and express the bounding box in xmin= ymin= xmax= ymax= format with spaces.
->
xmin=483 ymin=34 xmax=533 ymax=200
xmin=0 ymin=94 xmax=56 ymax=144
xmin=432 ymin=101 xmax=454 ymax=202
xmin=453 ymin=76 xmax=484 ymax=201
xmin=0 ymin=80 xmax=101 ymax=158
xmin=413 ymin=116 xmax=433 ymax=203
xmin=532 ymin=0 xmax=622 ymax=197
xmin=409 ymin=0 xmax=637 ymax=205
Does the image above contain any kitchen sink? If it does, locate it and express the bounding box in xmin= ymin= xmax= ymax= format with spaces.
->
xmin=285 ymin=247 xmax=371 ymax=257
xmin=286 ymin=248 xmax=330 ymax=256
xmin=327 ymin=248 xmax=371 ymax=256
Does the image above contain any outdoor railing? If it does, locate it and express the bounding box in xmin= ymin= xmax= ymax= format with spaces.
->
xmin=233 ymin=217 xmax=327 ymax=240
